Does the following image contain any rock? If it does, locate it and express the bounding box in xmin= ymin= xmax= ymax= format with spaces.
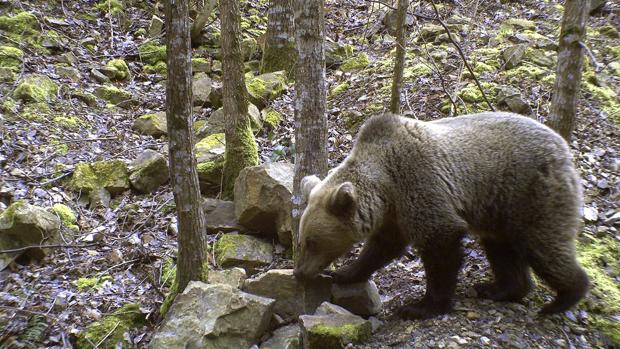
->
xmin=208 ymin=80 xmax=223 ymax=108
xmin=331 ymin=281 xmax=382 ymax=316
xmin=94 ymin=85 xmax=135 ymax=106
xmin=262 ymin=108 xmax=283 ymax=130
xmin=138 ymin=41 xmax=167 ymax=65
xmin=90 ymin=68 xmax=110 ymax=83
xmin=241 ymin=37 xmax=258 ymax=61
xmin=129 ymin=150 xmax=169 ymax=193
xmin=246 ymin=71 xmax=288 ymax=109
xmin=133 ymin=112 xmax=168 ymax=137
xmin=203 ymin=198 xmax=245 ymax=233
xmin=214 ymin=234 xmax=273 ymax=273
xmin=195 ymin=133 xmax=226 ymax=194
xmin=234 ymin=163 xmax=294 ymax=245
xmin=325 ymin=40 xmax=353 ymax=68
xmin=299 ymin=313 xmax=371 ymax=349
xmin=55 ymin=65 xmax=81 ymax=82
xmin=40 ymin=30 xmax=65 ymax=50
xmin=496 ymin=86 xmax=532 ymax=115
xmin=70 ymin=90 xmax=97 ymax=107
xmin=192 ymin=57 xmax=211 ymax=73
xmin=0 ymin=46 xmax=24 ymax=72
xmin=605 ymin=211 xmax=620 ymax=225
xmin=57 ymin=52 xmax=78 ymax=65
xmin=590 ymin=0 xmax=606 ymax=14
xmin=76 ymin=303 xmax=145 ymax=348
xmin=0 ymin=201 xmax=61 ymax=269
xmin=51 ymin=203 xmax=78 ymax=231
xmin=70 ymin=159 xmax=130 ymax=195
xmin=13 ymin=74 xmax=58 ymax=103
xmin=314 ymin=302 xmax=352 ymax=316
xmin=208 ymin=267 xmax=247 ymax=288
xmin=339 ymin=53 xmax=370 ymax=72
xmin=105 ymin=59 xmax=130 ymax=80
xmin=502 ymin=44 xmax=528 ymax=69
xmin=260 ymin=324 xmax=301 ymax=349
xmin=383 ymin=9 xmax=414 ymax=37
xmin=525 ymin=49 xmax=555 ymax=68
xmin=243 ymin=269 xmax=332 ymax=321
xmin=502 ymin=18 xmax=536 ymax=31
xmin=193 ymin=72 xmax=213 ymax=106
xmin=583 ymin=206 xmax=599 ymax=222
xmin=0 ymin=66 xmax=14 ymax=82
xmin=199 ymin=104 xmax=262 ymax=137
xmin=151 ymin=282 xmax=275 ymax=349
xmin=418 ymin=23 xmax=445 ymax=41
xmin=148 ymin=15 xmax=164 ymax=38
xmin=88 ymin=187 xmax=111 ymax=208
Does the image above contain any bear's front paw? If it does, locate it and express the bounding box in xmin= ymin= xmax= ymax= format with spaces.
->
xmin=474 ymin=282 xmax=528 ymax=302
xmin=396 ymin=299 xmax=452 ymax=320
xmin=324 ymin=268 xmax=369 ymax=284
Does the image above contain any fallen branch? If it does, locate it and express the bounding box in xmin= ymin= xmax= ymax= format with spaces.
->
xmin=0 ymin=243 xmax=99 ymax=254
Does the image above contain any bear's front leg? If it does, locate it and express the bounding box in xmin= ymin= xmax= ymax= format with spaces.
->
xmin=397 ymin=236 xmax=463 ymax=320
xmin=330 ymin=231 xmax=406 ymax=284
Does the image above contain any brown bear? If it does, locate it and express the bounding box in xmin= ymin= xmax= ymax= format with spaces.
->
xmin=293 ymin=112 xmax=589 ymax=320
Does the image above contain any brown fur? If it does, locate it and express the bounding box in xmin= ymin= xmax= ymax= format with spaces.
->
xmin=294 ymin=112 xmax=589 ymax=319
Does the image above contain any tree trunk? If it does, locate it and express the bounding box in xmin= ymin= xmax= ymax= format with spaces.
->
xmin=261 ymin=0 xmax=296 ymax=74
xmin=190 ymin=0 xmax=216 ymax=46
xmin=389 ymin=0 xmax=408 ymax=114
xmin=291 ymin=0 xmax=328 ymax=257
xmin=221 ymin=0 xmax=259 ymax=199
xmin=164 ymin=0 xmax=209 ymax=292
xmin=547 ymin=0 xmax=589 ymax=141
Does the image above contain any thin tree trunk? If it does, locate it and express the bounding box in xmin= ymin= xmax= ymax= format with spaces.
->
xmin=261 ymin=0 xmax=296 ymax=74
xmin=390 ymin=0 xmax=408 ymax=114
xmin=221 ymin=0 xmax=259 ymax=199
xmin=165 ymin=0 xmax=209 ymax=291
xmin=547 ymin=0 xmax=589 ymax=141
xmin=291 ymin=0 xmax=328 ymax=258
xmin=190 ymin=0 xmax=216 ymax=46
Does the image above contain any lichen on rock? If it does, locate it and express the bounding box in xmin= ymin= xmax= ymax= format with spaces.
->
xmin=105 ymin=59 xmax=130 ymax=80
xmin=51 ymin=203 xmax=78 ymax=231
xmin=70 ymin=159 xmax=130 ymax=195
xmin=340 ymin=53 xmax=370 ymax=72
xmin=0 ymin=46 xmax=24 ymax=71
xmin=138 ymin=40 xmax=166 ymax=65
xmin=76 ymin=303 xmax=146 ymax=349
xmin=13 ymin=74 xmax=59 ymax=103
xmin=94 ymin=85 xmax=134 ymax=105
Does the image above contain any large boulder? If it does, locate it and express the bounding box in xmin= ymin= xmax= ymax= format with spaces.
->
xmin=214 ymin=234 xmax=273 ymax=273
xmin=203 ymin=198 xmax=245 ymax=233
xmin=13 ymin=74 xmax=58 ymax=103
xmin=331 ymin=281 xmax=382 ymax=317
xmin=299 ymin=313 xmax=371 ymax=349
xmin=243 ymin=269 xmax=332 ymax=321
xmin=246 ymin=71 xmax=288 ymax=109
xmin=234 ymin=163 xmax=294 ymax=245
xmin=0 ymin=201 xmax=61 ymax=269
xmin=151 ymin=282 xmax=275 ymax=349
xmin=70 ymin=159 xmax=129 ymax=195
xmin=208 ymin=267 xmax=247 ymax=288
xmin=129 ymin=150 xmax=169 ymax=193
xmin=260 ymin=324 xmax=301 ymax=349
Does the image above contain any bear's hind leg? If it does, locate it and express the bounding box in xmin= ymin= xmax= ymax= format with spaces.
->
xmin=528 ymin=241 xmax=589 ymax=314
xmin=475 ymin=238 xmax=533 ymax=302
xmin=397 ymin=235 xmax=463 ymax=320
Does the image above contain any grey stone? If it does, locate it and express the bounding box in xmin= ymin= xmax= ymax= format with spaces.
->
xmin=129 ymin=150 xmax=169 ymax=193
xmin=89 ymin=187 xmax=111 ymax=209
xmin=496 ymin=86 xmax=532 ymax=115
xmin=246 ymin=71 xmax=288 ymax=109
xmin=383 ymin=9 xmax=414 ymax=37
xmin=199 ymin=103 xmax=262 ymax=138
xmin=325 ymin=39 xmax=352 ymax=68
xmin=418 ymin=24 xmax=445 ymax=41
xmin=148 ymin=15 xmax=164 ymax=38
xmin=193 ymin=72 xmax=213 ymax=106
xmin=260 ymin=324 xmax=301 ymax=349
xmin=208 ymin=267 xmax=247 ymax=288
xmin=151 ymin=282 xmax=275 ymax=349
xmin=133 ymin=112 xmax=168 ymax=137
xmin=241 ymin=37 xmax=258 ymax=61
xmin=90 ymin=68 xmax=110 ymax=83
xmin=204 ymin=198 xmax=245 ymax=233
xmin=502 ymin=44 xmax=528 ymax=69
xmin=299 ymin=313 xmax=371 ymax=349
xmin=214 ymin=234 xmax=273 ymax=273
xmin=243 ymin=269 xmax=332 ymax=321
xmin=234 ymin=163 xmax=294 ymax=245
xmin=331 ymin=281 xmax=382 ymax=316
xmin=314 ymin=302 xmax=351 ymax=316
xmin=56 ymin=65 xmax=81 ymax=82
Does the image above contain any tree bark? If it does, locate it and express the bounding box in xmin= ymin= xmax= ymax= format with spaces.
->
xmin=291 ymin=0 xmax=328 ymax=257
xmin=165 ymin=0 xmax=209 ymax=291
xmin=389 ymin=0 xmax=408 ymax=114
xmin=221 ymin=0 xmax=259 ymax=199
xmin=261 ymin=0 xmax=296 ymax=74
xmin=190 ymin=0 xmax=216 ymax=46
xmin=547 ymin=0 xmax=589 ymax=141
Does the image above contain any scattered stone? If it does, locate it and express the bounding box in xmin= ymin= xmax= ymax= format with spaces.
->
xmin=605 ymin=211 xmax=620 ymax=225
xmin=76 ymin=303 xmax=145 ymax=348
xmin=94 ymin=85 xmax=134 ymax=106
xmin=314 ymin=301 xmax=352 ymax=316
xmin=0 ymin=202 xmax=61 ymax=269
xmin=40 ymin=30 xmax=65 ymax=50
xmin=331 ymin=281 xmax=382 ymax=316
xmin=148 ymin=15 xmax=164 ymax=38
xmin=299 ymin=313 xmax=371 ymax=349
xmin=13 ymin=74 xmax=58 ymax=103
xmin=70 ymin=159 xmax=130 ymax=195
xmin=583 ymin=206 xmax=599 ymax=222
xmin=383 ymin=9 xmax=414 ymax=37
xmin=105 ymin=59 xmax=130 ymax=80
xmin=138 ymin=41 xmax=167 ymax=65
xmin=55 ymin=65 xmax=81 ymax=82
xmin=243 ymin=269 xmax=332 ymax=321
xmin=260 ymin=324 xmax=301 ymax=349
xmin=199 ymin=103 xmax=262 ymax=137
xmin=195 ymin=133 xmax=225 ymax=194
xmin=88 ymin=187 xmax=112 ymax=208
xmin=214 ymin=234 xmax=273 ymax=272
xmin=192 ymin=57 xmax=210 ymax=73
xmin=133 ymin=111 xmax=168 ymax=137
xmin=246 ymin=71 xmax=288 ymax=109
xmin=502 ymin=18 xmax=536 ymax=31
xmin=325 ymin=40 xmax=353 ymax=68
xmin=57 ymin=51 xmax=78 ymax=65
xmin=151 ymin=282 xmax=274 ymax=349
xmin=525 ymin=49 xmax=555 ymax=68
xmin=496 ymin=86 xmax=532 ymax=115
xmin=193 ymin=72 xmax=214 ymax=106
xmin=418 ymin=23 xmax=445 ymax=41
xmin=502 ymin=44 xmax=528 ymax=69
xmin=208 ymin=267 xmax=247 ymax=288
xmin=129 ymin=150 xmax=169 ymax=194
xmin=90 ymin=68 xmax=110 ymax=83
xmin=203 ymin=198 xmax=245 ymax=233
xmin=339 ymin=53 xmax=370 ymax=72
xmin=234 ymin=162 xmax=294 ymax=245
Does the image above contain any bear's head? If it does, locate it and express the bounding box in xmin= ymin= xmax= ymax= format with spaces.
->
xmin=293 ymin=175 xmax=361 ymax=281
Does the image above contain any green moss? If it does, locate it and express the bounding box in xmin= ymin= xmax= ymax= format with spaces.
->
xmin=247 ymin=77 xmax=267 ymax=97
xmin=52 ymin=141 xmax=69 ymax=155
xmin=1 ymin=98 xmax=17 ymax=114
xmin=20 ymin=102 xmax=51 ymax=121
xmin=192 ymin=57 xmax=210 ymax=72
xmin=223 ymin=124 xmax=258 ymax=199
xmin=161 ymin=258 xmax=176 ymax=288
xmin=214 ymin=234 xmax=239 ymax=266
xmin=330 ymin=82 xmax=350 ymax=97
xmin=94 ymin=85 xmax=133 ymax=105
xmin=13 ymin=74 xmax=58 ymax=103
xmin=96 ymin=0 xmax=123 ymax=15
xmin=609 ymin=46 xmax=620 ymax=60
xmin=340 ymin=53 xmax=370 ymax=72
xmin=76 ymin=303 xmax=145 ymax=349
xmin=159 ymin=280 xmax=178 ymax=316
xmin=105 ymin=59 xmax=130 ymax=80
xmin=70 ymin=160 xmax=129 ymax=194
xmin=262 ymin=108 xmax=282 ymax=130
xmin=196 ymin=133 xmax=225 ymax=153
xmin=0 ymin=46 xmax=24 ymax=71
xmin=500 ymin=64 xmax=550 ymax=82
xmin=51 ymin=203 xmax=78 ymax=231
xmin=0 ymin=12 xmax=38 ymax=36
xmin=501 ymin=18 xmax=536 ymax=31
xmin=144 ymin=61 xmax=167 ymax=75
xmin=308 ymin=322 xmax=372 ymax=347
xmin=76 ymin=275 xmax=112 ymax=290
xmin=53 ymin=116 xmax=80 ymax=129
xmin=598 ymin=25 xmax=620 ymax=39
xmin=138 ymin=41 xmax=166 ymax=65
xmin=0 ymin=200 xmax=27 ymax=225
xmin=404 ymin=63 xmax=433 ymax=79
xmin=458 ymin=82 xmax=497 ymax=103
xmin=583 ymin=81 xmax=620 ymax=122
xmin=260 ymin=40 xmax=296 ymax=74
xmin=71 ymin=90 xmax=98 ymax=106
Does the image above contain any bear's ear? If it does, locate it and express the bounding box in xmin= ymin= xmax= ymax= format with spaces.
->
xmin=301 ymin=175 xmax=321 ymax=200
xmin=330 ymin=182 xmax=356 ymax=215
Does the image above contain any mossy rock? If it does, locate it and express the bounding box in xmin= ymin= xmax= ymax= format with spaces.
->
xmin=50 ymin=203 xmax=78 ymax=231
xmin=70 ymin=159 xmax=130 ymax=195
xmin=129 ymin=150 xmax=169 ymax=194
xmin=192 ymin=57 xmax=210 ymax=73
xmin=53 ymin=116 xmax=81 ymax=129
xmin=133 ymin=112 xmax=167 ymax=137
xmin=583 ymin=79 xmax=620 ymax=122
xmin=144 ymin=61 xmax=167 ymax=75
xmin=403 ymin=63 xmax=433 ymax=79
xmin=195 ymin=133 xmax=226 ymax=194
xmin=76 ymin=275 xmax=112 ymax=291
xmin=246 ymin=71 xmax=288 ymax=109
xmin=261 ymin=108 xmax=283 ymax=130
xmin=300 ymin=313 xmax=372 ymax=349
xmin=76 ymin=303 xmax=146 ymax=349
xmin=0 ymin=46 xmax=24 ymax=71
xmin=138 ymin=41 xmax=166 ymax=65
xmin=96 ymin=0 xmax=123 ymax=15
xmin=241 ymin=37 xmax=258 ymax=61
xmin=501 ymin=18 xmax=536 ymax=31
xmin=105 ymin=59 xmax=130 ymax=80
xmin=214 ymin=234 xmax=273 ymax=272
xmin=339 ymin=53 xmax=370 ymax=72
xmin=13 ymin=74 xmax=58 ymax=103
xmin=70 ymin=90 xmax=98 ymax=107
xmin=94 ymin=85 xmax=134 ymax=106
xmin=0 ymin=11 xmax=38 ymax=36
xmin=330 ymin=82 xmax=350 ymax=97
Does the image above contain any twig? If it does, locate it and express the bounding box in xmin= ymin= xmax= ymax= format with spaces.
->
xmin=428 ymin=0 xmax=495 ymax=112
xmin=580 ymin=41 xmax=601 ymax=72
xmin=60 ymin=136 xmax=118 ymax=144
xmin=0 ymin=243 xmax=99 ymax=254
xmin=38 ymin=171 xmax=73 ymax=186
xmin=96 ymin=321 xmax=120 ymax=348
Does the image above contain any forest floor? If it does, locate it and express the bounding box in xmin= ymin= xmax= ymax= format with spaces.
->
xmin=1 ymin=0 xmax=619 ymax=348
